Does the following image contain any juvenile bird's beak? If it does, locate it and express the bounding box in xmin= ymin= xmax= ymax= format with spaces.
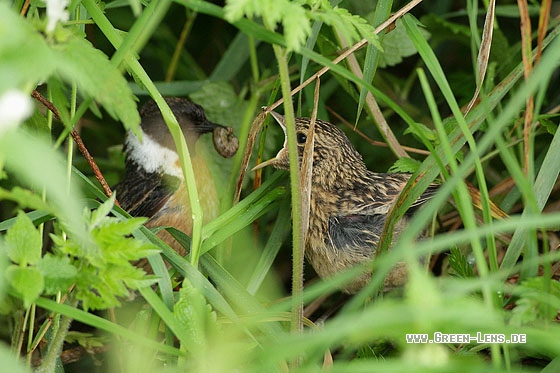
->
xmin=252 ymin=111 xmax=288 ymax=171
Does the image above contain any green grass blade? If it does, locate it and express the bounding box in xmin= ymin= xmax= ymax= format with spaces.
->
xmin=34 ymin=297 xmax=184 ymax=357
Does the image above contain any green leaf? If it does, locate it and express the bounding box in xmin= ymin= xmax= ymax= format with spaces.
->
xmin=0 ymin=187 xmax=52 ymax=214
xmin=388 ymin=158 xmax=422 ymax=174
xmin=51 ymin=36 xmax=140 ymax=133
xmin=420 ymin=14 xmax=471 ymax=46
xmin=36 ymin=254 xmax=78 ymax=294
xmin=537 ymin=115 xmax=559 ymax=135
xmin=378 ymin=19 xmax=431 ymax=68
xmin=0 ymin=3 xmax=56 ymax=92
xmin=510 ymin=277 xmax=560 ymax=325
xmin=174 ymin=280 xmax=218 ymax=353
xmin=446 ymin=247 xmax=475 ymax=278
xmin=0 ymin=345 xmax=26 ymax=373
xmin=90 ymin=194 xmax=116 ymax=230
xmin=281 ymin=3 xmax=311 ymax=51
xmin=403 ymin=121 xmax=437 ymax=142
xmin=5 ymin=265 xmax=44 ymax=308
xmin=65 ymin=331 xmax=109 ymax=349
xmin=51 ymin=201 xmax=159 ymax=310
xmin=190 ymin=81 xmax=246 ymax=125
xmin=5 ymin=211 xmax=42 ymax=266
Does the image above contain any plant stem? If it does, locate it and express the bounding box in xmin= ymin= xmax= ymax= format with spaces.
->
xmin=272 ymin=45 xmax=304 ymax=362
xmin=37 ymin=299 xmax=78 ymax=373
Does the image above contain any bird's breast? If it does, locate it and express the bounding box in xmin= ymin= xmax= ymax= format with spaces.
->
xmin=147 ymin=156 xmax=219 ymax=256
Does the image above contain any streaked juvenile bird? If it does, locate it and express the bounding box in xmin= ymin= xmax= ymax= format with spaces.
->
xmin=254 ymin=112 xmax=437 ymax=293
xmin=115 ymin=97 xmax=238 ymax=263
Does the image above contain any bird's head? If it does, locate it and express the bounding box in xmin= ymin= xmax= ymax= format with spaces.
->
xmin=125 ymin=97 xmax=238 ymax=178
xmin=138 ymin=97 xmax=219 ymax=151
xmin=254 ymin=112 xmax=367 ymax=184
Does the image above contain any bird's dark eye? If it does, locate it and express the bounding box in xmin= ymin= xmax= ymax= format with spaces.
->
xmin=296 ymin=132 xmax=307 ymax=144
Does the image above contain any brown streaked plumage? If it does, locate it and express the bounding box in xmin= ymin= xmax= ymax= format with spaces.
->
xmin=254 ymin=112 xmax=437 ymax=293
xmin=114 ymin=97 xmax=238 ymax=264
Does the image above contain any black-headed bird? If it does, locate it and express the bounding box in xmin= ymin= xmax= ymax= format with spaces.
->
xmin=115 ymin=97 xmax=238 ymax=264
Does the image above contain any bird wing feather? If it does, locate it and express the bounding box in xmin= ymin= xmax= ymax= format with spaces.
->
xmin=114 ymin=165 xmax=181 ymax=218
xmin=327 ymin=173 xmax=438 ymax=253
xmin=337 ymin=173 xmax=438 ymax=216
xmin=327 ymin=213 xmax=386 ymax=256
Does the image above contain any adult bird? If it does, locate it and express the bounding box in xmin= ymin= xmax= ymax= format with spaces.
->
xmin=254 ymin=112 xmax=437 ymax=293
xmin=114 ymin=97 xmax=238 ymax=264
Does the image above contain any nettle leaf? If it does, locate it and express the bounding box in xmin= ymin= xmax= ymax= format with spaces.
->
xmin=74 ymin=266 xmax=121 ymax=310
xmin=65 ymin=331 xmax=109 ymax=349
xmin=191 ymin=82 xmax=245 ymax=125
xmin=378 ymin=19 xmax=431 ymax=68
xmin=331 ymin=6 xmax=379 ymax=49
xmin=51 ymin=233 xmax=88 ymax=259
xmin=510 ymin=277 xmax=560 ymax=325
xmin=281 ymin=3 xmax=311 ymax=51
xmin=51 ymin=36 xmax=140 ymax=134
xmin=388 ymin=157 xmax=422 ymax=174
xmin=420 ymin=14 xmax=471 ymax=46
xmin=93 ymin=218 xmax=158 ymax=264
xmin=224 ymin=0 xmax=306 ymax=50
xmin=0 ymin=187 xmax=53 ymax=214
xmin=0 ymin=3 xmax=56 ymax=92
xmin=51 ymin=202 xmax=158 ymax=310
xmin=404 ymin=122 xmax=437 ymax=143
xmin=5 ymin=265 xmax=44 ymax=308
xmin=90 ymin=194 xmax=117 ymax=230
xmin=537 ymin=114 xmax=559 ymax=135
xmin=5 ymin=211 xmax=42 ymax=266
xmin=37 ymin=254 xmax=77 ymax=294
xmin=174 ymin=281 xmax=218 ymax=353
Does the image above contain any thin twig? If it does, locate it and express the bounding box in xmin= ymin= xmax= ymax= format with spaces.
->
xmin=31 ymin=90 xmax=117 ymax=203
xmin=335 ymin=29 xmax=408 ymax=158
xmin=19 ymin=0 xmax=31 ymax=16
xmin=327 ymin=107 xmax=431 ymax=155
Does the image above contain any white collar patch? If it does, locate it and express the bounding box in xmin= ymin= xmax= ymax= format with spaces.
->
xmin=126 ymin=131 xmax=183 ymax=179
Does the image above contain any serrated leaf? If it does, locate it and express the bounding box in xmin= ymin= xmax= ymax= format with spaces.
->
xmin=0 ymin=3 xmax=56 ymax=93
xmin=538 ymin=116 xmax=558 ymax=135
xmin=5 ymin=265 xmax=44 ymax=308
xmin=446 ymin=247 xmax=475 ymax=278
xmin=404 ymin=121 xmax=437 ymax=142
xmin=37 ymin=254 xmax=77 ymax=294
xmin=51 ymin=36 xmax=140 ymax=134
xmin=190 ymin=82 xmax=244 ymax=124
xmin=334 ymin=7 xmax=380 ymax=49
xmin=388 ymin=158 xmax=422 ymax=174
xmin=65 ymin=331 xmax=109 ymax=349
xmin=90 ymin=194 xmax=116 ymax=230
xmin=174 ymin=281 xmax=218 ymax=353
xmin=0 ymin=187 xmax=52 ymax=213
xmin=281 ymin=4 xmax=311 ymax=51
xmin=510 ymin=277 xmax=560 ymax=325
xmin=51 ymin=203 xmax=158 ymax=310
xmin=378 ymin=19 xmax=431 ymax=68
xmin=5 ymin=211 xmax=42 ymax=266
xmin=420 ymin=14 xmax=471 ymax=45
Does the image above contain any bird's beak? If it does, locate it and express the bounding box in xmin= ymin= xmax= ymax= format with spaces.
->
xmin=192 ymin=119 xmax=220 ymax=134
xmin=252 ymin=111 xmax=288 ymax=171
xmin=252 ymin=156 xmax=279 ymax=170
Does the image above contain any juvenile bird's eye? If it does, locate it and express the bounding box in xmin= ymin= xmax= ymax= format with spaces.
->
xmin=296 ymin=132 xmax=307 ymax=144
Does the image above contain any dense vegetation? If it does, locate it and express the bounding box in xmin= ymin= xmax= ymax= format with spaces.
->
xmin=1 ymin=0 xmax=559 ymax=371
